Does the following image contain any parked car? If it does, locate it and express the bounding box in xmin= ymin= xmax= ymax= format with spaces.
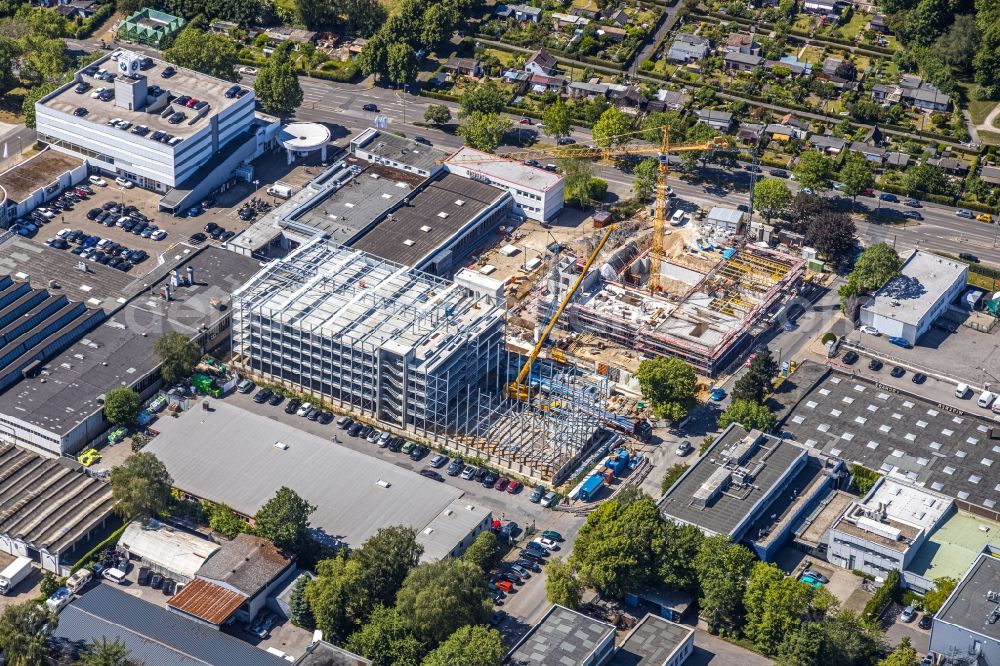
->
xmin=890 ymin=366 xmax=905 ymax=378
xmin=362 ymin=103 xmax=378 ymax=112
xmin=236 ymin=379 xmax=255 ymax=393
xmin=901 ymin=605 xmax=916 ymax=622
xmin=461 ymin=465 xmax=477 ymax=480
xmin=510 ymin=564 xmax=531 ymax=579
xmin=956 ymin=208 xmax=974 ymax=218
xmin=530 ymin=486 xmax=545 ymax=503
xmin=419 ymin=469 xmax=445 ymax=482
xmin=879 ymin=193 xmax=898 ymax=202
xmin=888 ymin=336 xmax=913 ymax=349
xmin=516 ymin=559 xmax=541 ymax=573
xmin=868 ymin=359 xmax=883 ymax=371
xmin=495 ymin=477 xmax=510 ymax=492
xmin=285 ymin=398 xmax=301 ymax=414
xmin=489 ymin=610 xmax=507 ymax=627
xmin=447 ymin=458 xmax=464 ymax=476
xmin=912 ymin=372 xmax=927 ymax=384
xmin=533 ymin=537 xmax=558 ymax=550
xmin=347 ymin=423 xmax=363 ymax=437
xmin=842 ymin=351 xmax=859 ymax=365
xmin=410 ymin=445 xmax=428 ymax=460
xmin=252 ymin=388 xmax=272 ymax=404
xmin=481 ymin=471 xmax=498 ymax=488
xmin=918 ymin=613 xmax=933 ymax=630
xmin=366 ymin=429 xmax=381 ymax=443
xmin=859 ymin=325 xmax=880 ymax=336
xmin=903 ymin=198 xmax=921 ymax=207
xmin=518 ymin=550 xmax=545 ymax=563
xmin=499 ymin=572 xmax=522 ymax=585
xmin=267 ymin=392 xmax=283 ymax=406
xmin=506 ymin=480 xmax=522 ymax=494
xmin=802 ymin=569 xmax=829 ymax=584
xmin=429 ymin=453 xmax=448 ymax=468
xmin=675 ymin=440 xmax=693 ymax=456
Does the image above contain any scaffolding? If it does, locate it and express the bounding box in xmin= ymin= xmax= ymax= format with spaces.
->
xmin=534 ymin=244 xmax=805 ymax=376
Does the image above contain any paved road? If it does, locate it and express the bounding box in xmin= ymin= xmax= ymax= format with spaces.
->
xmin=0 ymin=125 xmax=38 ymax=172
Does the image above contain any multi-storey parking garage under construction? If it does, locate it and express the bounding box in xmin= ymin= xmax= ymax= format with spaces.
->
xmin=230 ymin=237 xmax=607 ymax=483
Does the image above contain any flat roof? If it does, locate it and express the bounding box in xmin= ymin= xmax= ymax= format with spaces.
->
xmin=507 ymin=605 xmax=616 ymax=666
xmin=119 ymin=521 xmax=220 ymax=581
xmin=658 ymin=424 xmax=809 ymax=537
xmin=774 ymin=361 xmax=1000 ymax=513
xmin=907 ymin=511 xmax=1000 ymax=581
xmin=52 ymin=584 xmax=285 ymax=666
xmin=42 ymin=50 xmax=247 ymax=140
xmin=350 ymin=172 xmax=507 ymax=267
xmin=0 ymin=237 xmax=135 ymax=304
xmin=607 ymin=614 xmax=694 ymax=666
xmin=143 ymin=401 xmax=469 ymax=549
xmin=936 ymin=553 xmax=1000 ymax=641
xmin=707 ymin=206 xmax=744 ymax=223
xmin=445 ymin=146 xmax=562 ymax=192
xmin=0 ymin=150 xmax=84 ymax=203
xmin=295 ymin=641 xmax=372 ymax=666
xmin=0 ymin=246 xmax=260 ymax=437
xmin=351 ymin=128 xmax=447 ymax=173
xmin=862 ymin=250 xmax=967 ymax=326
xmin=417 ymin=501 xmax=492 ymax=562
xmin=0 ymin=443 xmax=115 ymax=554
xmin=832 ymin=478 xmax=951 ymax=553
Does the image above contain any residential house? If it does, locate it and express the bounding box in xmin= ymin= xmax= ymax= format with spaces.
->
xmin=724 ymin=51 xmax=764 ymax=72
xmin=980 ymin=165 xmax=1000 ymax=186
xmin=884 ymin=152 xmax=912 ymax=168
xmin=723 ymin=32 xmax=760 ymax=55
xmin=818 ymin=56 xmax=854 ymax=89
xmin=551 ymin=12 xmax=590 ymax=28
xmin=264 ymin=27 xmax=318 ymax=43
xmin=568 ymin=81 xmax=610 ymax=100
xmin=570 ymin=5 xmax=599 ymax=19
xmin=667 ymin=33 xmax=711 ymax=63
xmin=497 ymin=4 xmax=542 ymax=21
xmin=696 ymin=109 xmax=734 ymax=132
xmin=850 ymin=142 xmax=886 ymax=164
xmin=55 ymin=0 xmax=100 ymax=19
xmin=529 ymin=74 xmax=567 ymax=94
xmin=524 ymin=49 xmax=557 ymax=76
xmin=209 ymin=20 xmax=239 ymax=34
xmin=607 ymin=8 xmax=629 ymax=26
xmin=869 ymin=13 xmax=888 ymax=33
xmin=874 ymin=77 xmax=951 ymax=112
xmin=598 ymin=25 xmax=628 ymax=42
xmin=808 ymin=134 xmax=848 ymax=155
xmin=502 ymin=69 xmax=531 ymax=93
xmin=803 ymin=0 xmax=838 ymax=14
xmin=444 ymin=57 xmax=482 ymax=78
xmin=610 ymin=85 xmax=645 ymax=110
xmin=652 ymin=89 xmax=691 ymax=111
xmin=767 ymin=55 xmax=812 ymax=77
xmin=766 ymin=123 xmax=808 ymax=142
xmin=738 ymin=123 xmax=765 ymax=144
xmin=928 ymin=157 xmax=970 ymax=176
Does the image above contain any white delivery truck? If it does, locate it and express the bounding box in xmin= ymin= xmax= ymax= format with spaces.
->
xmin=0 ymin=557 xmax=33 ymax=595
xmin=266 ymin=183 xmax=293 ymax=199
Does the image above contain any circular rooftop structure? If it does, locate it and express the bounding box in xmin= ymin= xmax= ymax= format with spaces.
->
xmin=278 ymin=122 xmax=330 ymax=152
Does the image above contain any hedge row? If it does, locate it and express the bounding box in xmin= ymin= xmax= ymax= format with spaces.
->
xmin=863 ymin=569 xmax=901 ymax=623
xmin=73 ymin=3 xmax=116 ymax=40
xmin=876 ymin=182 xmax=957 ymax=205
xmin=419 ymin=89 xmax=596 ymax=127
xmin=71 ymin=522 xmax=127 ymax=574
xmin=473 ymin=34 xmax=631 ymax=72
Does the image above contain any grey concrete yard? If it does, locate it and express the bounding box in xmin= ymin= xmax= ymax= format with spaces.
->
xmin=688 ymin=630 xmax=774 ymax=666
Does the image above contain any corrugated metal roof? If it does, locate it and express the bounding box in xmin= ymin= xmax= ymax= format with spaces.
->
xmin=52 ymin=583 xmax=284 ymax=665
xmin=119 ymin=521 xmax=220 ymax=581
xmin=167 ymin=578 xmax=247 ymax=625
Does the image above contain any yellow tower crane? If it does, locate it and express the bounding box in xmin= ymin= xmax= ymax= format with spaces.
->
xmin=458 ymin=127 xmax=728 ymax=292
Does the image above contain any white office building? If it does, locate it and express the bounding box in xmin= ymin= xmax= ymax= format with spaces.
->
xmin=445 ymin=146 xmax=563 ymax=222
xmin=36 ymin=50 xmax=280 ymax=213
xmin=859 ymin=250 xmax=967 ymax=344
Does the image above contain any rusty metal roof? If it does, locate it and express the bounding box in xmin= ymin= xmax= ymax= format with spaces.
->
xmin=167 ymin=578 xmax=246 ymax=625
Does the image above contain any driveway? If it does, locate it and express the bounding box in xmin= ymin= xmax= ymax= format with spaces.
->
xmin=689 ymin=630 xmax=774 ymax=666
xmin=882 ymin=603 xmax=930 ymax=653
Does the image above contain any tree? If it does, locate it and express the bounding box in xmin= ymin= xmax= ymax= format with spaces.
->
xmin=306 ymin=554 xmax=357 ymax=643
xmin=17 ymin=36 xmax=68 ymax=87
xmin=0 ymin=36 xmax=21 ymax=89
xmin=253 ymin=56 xmax=303 ymax=117
xmin=732 ymin=351 xmax=778 ymax=404
xmin=570 ymin=497 xmax=666 ymax=598
xmin=208 ymin=502 xmax=248 ymax=539
xmin=933 ymin=14 xmax=979 ymax=74
xmin=717 ymin=400 xmax=776 ymax=432
xmin=635 ymin=357 xmax=698 ymax=422
xmin=912 ymin=0 xmax=949 ymax=44
xmin=422 ymin=625 xmax=505 ymax=666
xmin=289 ymin=574 xmax=315 ymax=629
xmin=423 ymin=104 xmax=451 ymax=125
xmin=349 ymin=525 xmax=423 ymax=622
xmin=80 ymin=637 xmax=133 ymax=666
xmin=793 ymin=152 xmax=834 ymax=191
xmin=254 ymin=486 xmax=316 ymax=558
xmin=559 ymin=158 xmax=595 ymax=208
xmin=904 ymin=163 xmax=950 ymax=197
xmin=459 ymin=80 xmax=508 ymax=117
xmin=694 ymin=535 xmax=755 ymax=634
xmin=103 ymin=387 xmax=140 ymax=426
xmin=457 ymin=112 xmax=511 ymax=151
xmin=924 ymin=576 xmax=957 ymax=613
xmin=641 ymin=111 xmax=687 ymax=144
xmin=153 ymin=332 xmax=201 ymax=384
xmin=839 ymin=153 xmax=875 ymax=204
xmin=660 ymin=521 xmax=704 ymax=593
xmin=592 ymin=107 xmax=632 ymax=148
xmin=295 ymin=0 xmax=331 ymax=29
xmin=545 ymin=557 xmax=583 ymax=609
xmin=633 ymin=158 xmax=659 ymax=202
xmin=753 ymin=179 xmax=793 ymax=222
xmin=659 ymin=463 xmax=688 ymax=495
xmin=0 ymin=601 xmax=57 ymax=666
xmin=163 ymin=28 xmax=238 ymax=81
xmin=541 ymin=97 xmax=572 ymax=139
xmin=395 ymin=558 xmax=491 ymax=647
xmin=344 ymin=605 xmax=425 ymax=666
xmin=109 ymin=452 xmax=173 ymax=523
xmin=743 ymin=562 xmax=815 ymax=654
xmin=804 ymin=210 xmax=856 ymax=263
xmin=878 ymin=637 xmax=919 ymax=666
xmin=386 ymin=42 xmax=418 ymax=85
xmin=357 ymin=30 xmax=390 ymax=79
xmin=462 ymin=530 xmax=500 ymax=573
xmin=21 ymin=82 xmax=58 ymax=129
xmin=845 ymin=243 xmax=903 ymax=293
xmin=419 ymin=3 xmax=455 ymax=51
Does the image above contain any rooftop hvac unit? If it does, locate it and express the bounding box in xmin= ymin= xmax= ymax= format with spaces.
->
xmin=856 ymin=516 xmax=902 ymax=541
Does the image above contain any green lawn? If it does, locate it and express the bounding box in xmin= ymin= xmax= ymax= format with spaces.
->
xmin=0 ymin=87 xmax=26 ymax=123
xmin=833 ymin=11 xmax=867 ymax=41
xmin=799 ymin=45 xmax=825 ymax=65
xmin=957 ymin=83 xmax=999 ymax=126
xmin=793 ymin=15 xmax=814 ymax=32
xmin=980 ymin=130 xmax=1000 ymax=146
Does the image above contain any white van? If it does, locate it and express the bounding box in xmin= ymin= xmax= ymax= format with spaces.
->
xmin=955 ymin=383 xmax=970 ymax=398
xmin=977 ymin=390 xmax=996 ymax=409
xmin=267 ymin=184 xmax=293 ymax=199
xmin=670 ymin=209 xmax=686 ymax=226
xmin=102 ymin=567 xmax=127 ymax=584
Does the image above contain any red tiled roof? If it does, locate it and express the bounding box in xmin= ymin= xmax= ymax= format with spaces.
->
xmin=167 ymin=579 xmax=246 ymax=625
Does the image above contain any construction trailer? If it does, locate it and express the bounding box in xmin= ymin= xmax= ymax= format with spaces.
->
xmin=536 ymin=243 xmax=805 ymax=377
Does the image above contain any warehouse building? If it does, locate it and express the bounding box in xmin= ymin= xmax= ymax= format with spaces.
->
xmin=36 ymin=50 xmax=280 ymax=213
xmin=607 ymin=614 xmax=695 ymax=666
xmin=859 ymin=250 xmax=967 ymax=345
xmin=507 ymin=605 xmax=616 ymax=666
xmin=0 ymin=149 xmax=88 ymax=226
xmin=144 ymin=401 xmax=492 ymax=556
xmin=0 ymin=242 xmax=259 ymax=455
xmin=929 ymin=549 xmax=1000 ymax=665
xmin=445 ymin=146 xmax=563 ymax=222
xmin=119 ymin=520 xmax=221 ymax=584
xmin=350 ymin=128 xmax=446 ymax=179
xmin=658 ymin=424 xmax=843 ymax=560
xmin=0 ymin=443 xmax=116 ymax=574
xmin=231 ymin=237 xmax=507 ymax=436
